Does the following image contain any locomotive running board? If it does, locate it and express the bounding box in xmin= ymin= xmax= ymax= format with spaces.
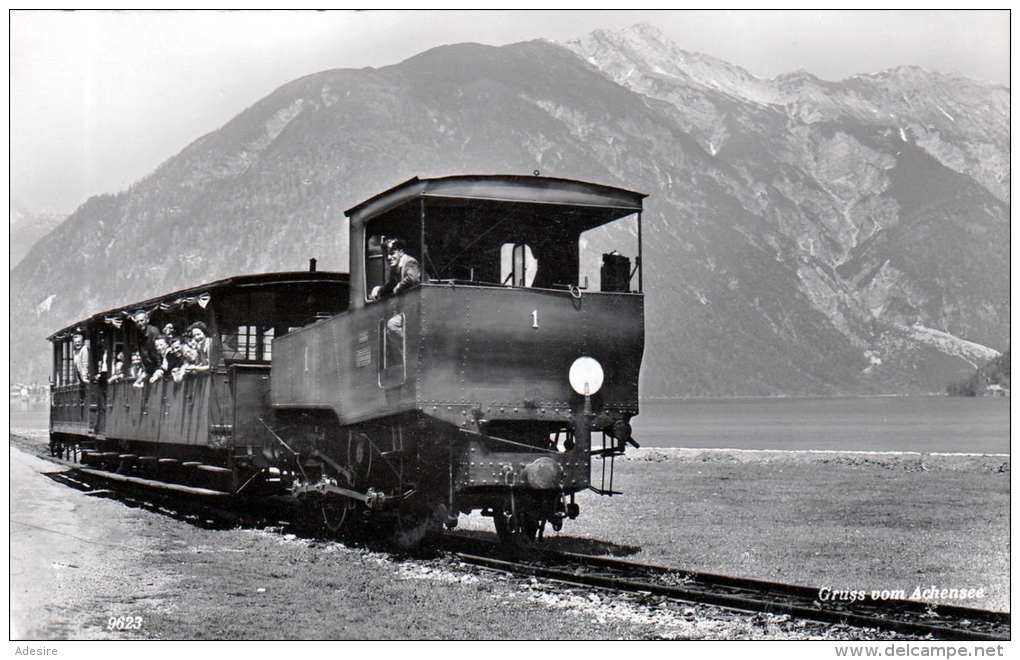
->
xmin=75 ymin=466 xmax=233 ymax=498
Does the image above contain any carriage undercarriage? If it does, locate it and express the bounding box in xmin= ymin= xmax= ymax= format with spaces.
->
xmin=49 ymin=406 xmax=628 ymax=549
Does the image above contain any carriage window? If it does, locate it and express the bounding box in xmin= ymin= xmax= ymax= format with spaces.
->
xmin=221 ymin=324 xmax=276 ymax=362
xmin=222 ymin=325 xmax=253 ymax=361
xmin=262 ymin=328 xmax=275 ymax=361
xmin=55 ymin=342 xmax=63 ymax=385
xmin=217 ymin=281 xmax=347 ymax=365
xmin=500 ymin=243 xmax=537 ymax=287
xmin=62 ymin=339 xmax=73 ymax=385
xmin=239 ymin=325 xmax=255 ymax=360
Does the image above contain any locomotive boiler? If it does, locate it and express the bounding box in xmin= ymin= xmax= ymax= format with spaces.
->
xmin=48 ymin=174 xmax=646 ymax=547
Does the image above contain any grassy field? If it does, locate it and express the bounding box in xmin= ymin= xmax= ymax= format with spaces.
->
xmin=461 ymin=448 xmax=1011 ymax=611
xmin=11 ymin=430 xmax=1010 ymax=638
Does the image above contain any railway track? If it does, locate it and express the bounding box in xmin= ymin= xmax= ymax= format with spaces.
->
xmin=438 ymin=536 xmax=1009 ymax=641
xmin=12 ymin=434 xmax=1011 ymax=640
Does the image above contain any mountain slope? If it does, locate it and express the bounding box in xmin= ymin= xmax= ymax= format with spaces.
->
xmin=565 ymin=25 xmax=1008 ymax=392
xmin=10 ymin=202 xmax=65 ymax=269
xmin=11 ymin=31 xmax=1008 ymax=397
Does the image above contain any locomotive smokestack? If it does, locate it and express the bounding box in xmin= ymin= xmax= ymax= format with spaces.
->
xmin=309 ymin=258 xmax=317 ymax=272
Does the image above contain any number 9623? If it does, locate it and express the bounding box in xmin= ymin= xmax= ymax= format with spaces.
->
xmin=107 ymin=616 xmax=143 ymax=630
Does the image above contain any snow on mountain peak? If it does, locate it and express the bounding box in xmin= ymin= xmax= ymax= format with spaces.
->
xmin=565 ymin=24 xmax=1005 ymax=114
xmin=563 ymin=23 xmax=776 ymax=105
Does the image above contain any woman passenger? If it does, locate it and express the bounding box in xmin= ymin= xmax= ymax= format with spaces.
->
xmin=186 ymin=322 xmax=212 ymax=374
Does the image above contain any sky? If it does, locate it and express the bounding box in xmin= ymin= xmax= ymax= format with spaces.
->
xmin=10 ymin=9 xmax=1010 ymax=215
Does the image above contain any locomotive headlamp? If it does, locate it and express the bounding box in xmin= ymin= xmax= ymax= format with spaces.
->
xmin=569 ymin=357 xmax=604 ymax=396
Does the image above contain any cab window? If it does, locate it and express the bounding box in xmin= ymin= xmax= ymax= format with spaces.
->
xmin=365 ymin=235 xmax=386 ymax=301
xmin=500 ymin=243 xmax=537 ymax=287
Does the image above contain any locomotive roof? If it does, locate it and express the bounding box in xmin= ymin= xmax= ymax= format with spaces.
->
xmin=344 ymin=175 xmax=647 ymax=224
xmin=48 ymin=270 xmax=347 ymax=340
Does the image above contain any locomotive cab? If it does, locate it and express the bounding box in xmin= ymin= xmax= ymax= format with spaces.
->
xmin=272 ymin=175 xmax=647 ymax=543
xmin=348 ymin=175 xmax=645 ymax=303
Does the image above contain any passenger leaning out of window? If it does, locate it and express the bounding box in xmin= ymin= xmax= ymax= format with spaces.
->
xmin=148 ymin=336 xmax=171 ymax=383
xmin=172 ymin=344 xmax=197 ymax=383
xmin=370 ymin=238 xmax=421 ymax=301
xmin=132 ymin=311 xmax=163 ymax=373
xmin=71 ymin=332 xmax=90 ymax=384
xmin=185 ymin=322 xmax=212 ymax=374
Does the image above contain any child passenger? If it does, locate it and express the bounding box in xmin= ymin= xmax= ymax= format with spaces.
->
xmin=130 ymin=352 xmax=147 ymax=388
xmin=107 ymin=352 xmax=126 ymax=383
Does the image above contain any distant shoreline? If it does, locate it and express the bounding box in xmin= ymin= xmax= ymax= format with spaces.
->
xmin=639 ymin=392 xmax=950 ymax=402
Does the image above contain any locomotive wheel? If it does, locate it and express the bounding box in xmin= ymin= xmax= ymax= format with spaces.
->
xmin=313 ymin=459 xmax=359 ymax=538
xmin=320 ymin=495 xmax=355 ymax=535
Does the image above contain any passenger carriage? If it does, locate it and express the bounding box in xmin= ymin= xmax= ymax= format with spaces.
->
xmin=48 ymin=271 xmax=347 ymax=492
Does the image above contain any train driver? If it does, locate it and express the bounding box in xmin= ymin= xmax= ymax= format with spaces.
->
xmin=369 ymin=238 xmax=421 ymax=301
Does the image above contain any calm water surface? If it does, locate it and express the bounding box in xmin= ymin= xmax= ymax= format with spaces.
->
xmin=12 ymin=396 xmax=1010 ymax=454
xmin=631 ymin=396 xmax=1010 ymax=454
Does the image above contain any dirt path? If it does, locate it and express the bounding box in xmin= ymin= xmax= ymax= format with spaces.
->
xmin=10 ymin=442 xmax=889 ymax=640
xmin=10 ymin=448 xmax=184 ymax=639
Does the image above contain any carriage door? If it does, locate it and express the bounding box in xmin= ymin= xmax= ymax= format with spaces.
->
xmin=227 ymin=324 xmax=274 ymax=451
xmin=89 ymin=331 xmax=110 ymax=435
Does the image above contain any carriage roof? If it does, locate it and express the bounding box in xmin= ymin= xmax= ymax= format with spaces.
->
xmin=343 ymin=175 xmax=647 ymax=228
xmin=47 ymin=271 xmax=347 ymax=341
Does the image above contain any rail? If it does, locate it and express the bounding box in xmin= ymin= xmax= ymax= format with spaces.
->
xmin=437 ymin=535 xmax=1009 ymax=641
xmin=11 ymin=432 xmax=1010 ymax=641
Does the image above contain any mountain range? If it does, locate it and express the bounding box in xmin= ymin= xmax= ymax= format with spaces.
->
xmin=10 ymin=24 xmax=1009 ymax=396
xmin=10 ymin=202 xmax=65 ymax=270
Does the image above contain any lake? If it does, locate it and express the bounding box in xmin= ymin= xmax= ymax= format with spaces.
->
xmin=631 ymin=396 xmax=1010 ymax=454
xmin=12 ymin=396 xmax=1010 ymax=455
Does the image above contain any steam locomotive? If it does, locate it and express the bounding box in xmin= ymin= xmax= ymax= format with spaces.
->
xmin=48 ymin=175 xmax=646 ymax=547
